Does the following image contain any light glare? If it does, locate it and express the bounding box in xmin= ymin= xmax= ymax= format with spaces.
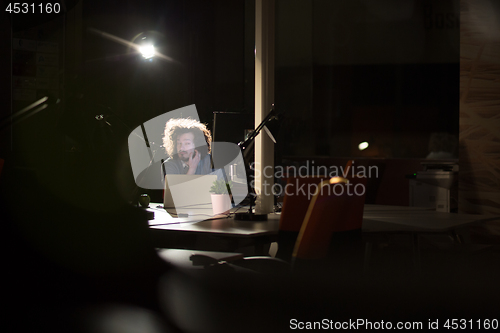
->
xmin=358 ymin=142 xmax=369 ymax=151
xmin=139 ymin=44 xmax=155 ymax=59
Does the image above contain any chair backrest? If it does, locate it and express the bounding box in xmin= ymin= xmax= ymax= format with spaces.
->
xmin=278 ymin=176 xmax=330 ymax=232
xmin=292 ymin=176 xmax=367 ymax=260
xmin=276 ymin=176 xmax=330 ymax=262
xmin=279 ymin=160 xmax=354 ymax=232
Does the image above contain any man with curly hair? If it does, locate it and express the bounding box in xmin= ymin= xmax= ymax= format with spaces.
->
xmin=161 ymin=118 xmax=213 ymax=175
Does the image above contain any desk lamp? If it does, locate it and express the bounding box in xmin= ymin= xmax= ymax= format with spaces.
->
xmin=233 ymin=104 xmax=281 ymax=221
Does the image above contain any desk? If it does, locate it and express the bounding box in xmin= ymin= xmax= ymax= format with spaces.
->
xmin=148 ymin=205 xmax=280 ymax=255
xmin=362 ymin=204 xmax=492 ymax=233
xmin=147 ymin=203 xmax=496 ymax=258
xmin=361 ymin=205 xmax=499 ymax=271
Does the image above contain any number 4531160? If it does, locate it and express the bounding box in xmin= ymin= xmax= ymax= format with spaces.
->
xmin=444 ymin=319 xmax=498 ymax=330
xmin=6 ymin=3 xmax=61 ymax=14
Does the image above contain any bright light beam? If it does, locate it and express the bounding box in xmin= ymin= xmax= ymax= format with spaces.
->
xmin=87 ymin=27 xmax=177 ymax=63
xmin=139 ymin=44 xmax=155 ymax=59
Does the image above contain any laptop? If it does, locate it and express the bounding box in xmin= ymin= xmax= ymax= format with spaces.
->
xmin=163 ymin=174 xmax=218 ymax=216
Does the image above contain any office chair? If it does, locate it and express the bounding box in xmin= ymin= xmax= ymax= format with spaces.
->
xmin=275 ymin=175 xmax=331 ymax=262
xmin=232 ymin=175 xmax=367 ymax=275
xmin=275 ymin=160 xmax=355 ymax=262
xmin=291 ymin=175 xmax=367 ymax=273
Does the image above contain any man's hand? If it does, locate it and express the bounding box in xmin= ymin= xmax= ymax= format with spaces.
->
xmin=186 ymin=150 xmax=201 ymax=175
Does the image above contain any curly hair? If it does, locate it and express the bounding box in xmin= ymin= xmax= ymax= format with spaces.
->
xmin=163 ymin=118 xmax=212 ymax=158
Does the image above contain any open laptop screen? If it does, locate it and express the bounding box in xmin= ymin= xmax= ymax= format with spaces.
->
xmin=163 ymin=174 xmax=218 ymax=210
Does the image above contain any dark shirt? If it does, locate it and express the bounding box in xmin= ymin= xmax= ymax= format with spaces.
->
xmin=162 ymin=154 xmax=213 ymax=176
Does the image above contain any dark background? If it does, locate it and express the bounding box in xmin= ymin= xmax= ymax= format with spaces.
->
xmin=0 ymin=1 xmax=475 ymax=332
xmin=1 ymin=0 xmax=459 ymax=162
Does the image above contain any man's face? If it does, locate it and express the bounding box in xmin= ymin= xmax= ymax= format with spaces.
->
xmin=176 ymin=132 xmax=196 ymax=161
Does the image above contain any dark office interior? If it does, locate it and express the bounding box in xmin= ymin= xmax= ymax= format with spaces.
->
xmin=2 ymin=0 xmax=500 ymax=332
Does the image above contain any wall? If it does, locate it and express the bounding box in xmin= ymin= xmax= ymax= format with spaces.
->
xmin=459 ymin=0 xmax=500 ymax=215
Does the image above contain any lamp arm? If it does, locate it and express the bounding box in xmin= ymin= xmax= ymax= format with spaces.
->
xmin=237 ymin=105 xmax=276 ymax=150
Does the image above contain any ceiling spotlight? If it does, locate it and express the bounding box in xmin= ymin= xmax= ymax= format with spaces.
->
xmin=358 ymin=141 xmax=369 ymax=151
xmin=139 ymin=44 xmax=155 ymax=59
